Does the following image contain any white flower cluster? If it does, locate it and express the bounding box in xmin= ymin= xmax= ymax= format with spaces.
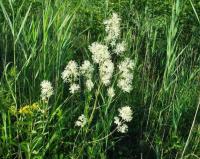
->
xmin=88 ymin=41 xmax=114 ymax=86
xmin=62 ymin=60 xmax=95 ymax=93
xmin=88 ymin=41 xmax=115 ymax=86
xmin=107 ymin=87 xmax=115 ymax=98
xmin=114 ymin=117 xmax=128 ymax=133
xmin=80 ymin=60 xmax=94 ymax=79
xmin=61 ymin=60 xmax=80 ymax=94
xmin=75 ymin=114 xmax=87 ymax=127
xmin=118 ymin=106 xmax=133 ymax=122
xmin=99 ymin=59 xmax=114 ymax=86
xmin=80 ymin=60 xmax=94 ymax=91
xmin=87 ymin=13 xmax=134 ymax=88
xmin=104 ymin=13 xmax=121 ymax=44
xmin=114 ymin=106 xmax=133 ymax=133
xmin=104 ymin=13 xmax=127 ymax=56
xmin=69 ymin=83 xmax=80 ymax=94
xmin=117 ymin=58 xmax=135 ymax=93
xmin=85 ymin=79 xmax=94 ymax=91
xmin=61 ymin=60 xmax=79 ymax=83
xmin=40 ymin=80 xmax=54 ymax=101
xmin=89 ymin=42 xmax=110 ymax=64
xmin=114 ymin=41 xmax=126 ymax=55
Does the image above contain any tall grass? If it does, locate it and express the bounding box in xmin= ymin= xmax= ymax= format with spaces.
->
xmin=0 ymin=0 xmax=200 ymax=158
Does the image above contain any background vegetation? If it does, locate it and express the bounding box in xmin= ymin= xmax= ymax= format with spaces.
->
xmin=0 ymin=0 xmax=200 ymax=158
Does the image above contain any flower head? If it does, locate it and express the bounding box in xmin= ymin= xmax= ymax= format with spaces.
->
xmin=18 ymin=103 xmax=40 ymax=115
xmin=75 ymin=114 xmax=87 ymax=127
xmin=114 ymin=117 xmax=128 ymax=133
xmin=89 ymin=42 xmax=111 ymax=64
xmin=118 ymin=58 xmax=135 ymax=72
xmin=113 ymin=106 xmax=133 ymax=133
xmin=118 ymin=106 xmax=133 ymax=122
xmin=40 ymin=80 xmax=54 ymax=101
xmin=114 ymin=41 xmax=126 ymax=55
xmin=18 ymin=105 xmax=33 ymax=115
xmin=99 ymin=59 xmax=114 ymax=86
xmin=86 ymin=79 xmax=94 ymax=91
xmin=30 ymin=103 xmax=40 ymax=110
xmin=80 ymin=60 xmax=94 ymax=91
xmin=104 ymin=13 xmax=121 ymax=43
xmin=117 ymin=123 xmax=128 ymax=133
xmin=117 ymin=58 xmax=135 ymax=93
xmin=69 ymin=83 xmax=80 ymax=94
xmin=117 ymin=78 xmax=133 ymax=93
xmin=61 ymin=60 xmax=79 ymax=83
xmin=107 ymin=87 xmax=115 ymax=98
xmin=80 ymin=60 xmax=94 ymax=79
xmin=114 ymin=116 xmax=121 ymax=125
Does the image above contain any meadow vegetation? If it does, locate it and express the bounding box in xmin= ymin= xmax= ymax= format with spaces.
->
xmin=0 ymin=0 xmax=200 ymax=158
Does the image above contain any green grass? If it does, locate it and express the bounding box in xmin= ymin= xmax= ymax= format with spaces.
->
xmin=0 ymin=0 xmax=200 ymax=158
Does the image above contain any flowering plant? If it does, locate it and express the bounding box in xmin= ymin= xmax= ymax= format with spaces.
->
xmin=40 ymin=12 xmax=134 ymax=155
